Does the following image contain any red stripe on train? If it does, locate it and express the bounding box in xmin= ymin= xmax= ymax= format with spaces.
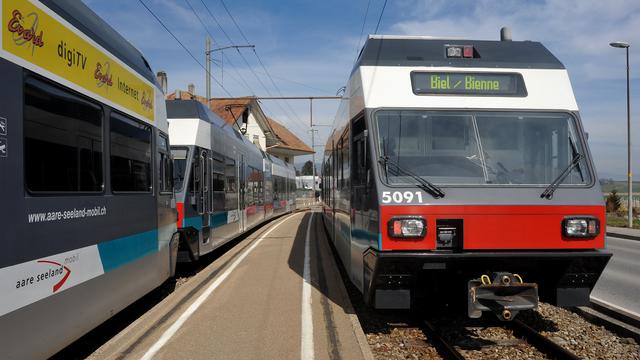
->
xmin=380 ymin=205 xmax=605 ymax=251
xmin=177 ymin=202 xmax=184 ymax=228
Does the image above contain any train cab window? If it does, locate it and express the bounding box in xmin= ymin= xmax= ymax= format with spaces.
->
xmin=110 ymin=112 xmax=152 ymax=192
xmin=158 ymin=134 xmax=173 ymax=194
xmin=24 ymin=77 xmax=103 ymax=193
xmin=352 ymin=118 xmax=369 ymax=186
xmin=376 ymin=110 xmax=591 ymax=186
xmin=172 ymin=147 xmax=189 ymax=191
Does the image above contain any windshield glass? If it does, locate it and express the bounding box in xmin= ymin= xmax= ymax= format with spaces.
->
xmin=376 ymin=110 xmax=590 ymax=186
xmin=171 ymin=147 xmax=189 ymax=191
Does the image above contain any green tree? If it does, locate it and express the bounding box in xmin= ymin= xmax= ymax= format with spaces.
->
xmin=300 ymin=160 xmax=314 ymax=176
xmin=606 ymin=190 xmax=622 ymax=213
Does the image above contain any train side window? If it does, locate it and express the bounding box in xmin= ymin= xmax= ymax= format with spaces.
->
xmin=24 ymin=77 xmax=103 ymax=193
xmin=352 ymin=118 xmax=369 ymax=186
xmin=212 ymin=157 xmax=225 ymax=192
xmin=341 ymin=133 xmax=350 ymax=189
xmin=224 ymin=157 xmax=237 ymax=210
xmin=338 ymin=139 xmax=343 ymax=188
xmin=158 ymin=133 xmax=173 ymax=194
xmin=110 ymin=112 xmax=152 ymax=192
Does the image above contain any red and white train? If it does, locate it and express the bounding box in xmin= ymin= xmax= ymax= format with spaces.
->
xmin=321 ymin=31 xmax=612 ymax=320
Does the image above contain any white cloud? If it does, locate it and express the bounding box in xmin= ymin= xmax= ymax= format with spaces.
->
xmin=391 ymin=0 xmax=640 ymax=80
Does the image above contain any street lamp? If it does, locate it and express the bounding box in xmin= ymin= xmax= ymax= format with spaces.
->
xmin=609 ymin=41 xmax=633 ymax=228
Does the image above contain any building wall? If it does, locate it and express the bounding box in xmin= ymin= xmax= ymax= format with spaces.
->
xmin=244 ymin=112 xmax=267 ymax=150
xmin=268 ymin=149 xmax=292 ymax=164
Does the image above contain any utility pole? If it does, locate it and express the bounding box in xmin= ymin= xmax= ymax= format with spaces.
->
xmin=205 ymin=44 xmax=255 ymax=102
xmin=205 ymin=37 xmax=211 ymax=101
xmin=236 ymin=95 xmax=342 ymax=203
xmin=310 ymin=98 xmax=316 ymax=202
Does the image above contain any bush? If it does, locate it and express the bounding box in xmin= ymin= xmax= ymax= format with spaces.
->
xmin=606 ymin=190 xmax=622 ymax=213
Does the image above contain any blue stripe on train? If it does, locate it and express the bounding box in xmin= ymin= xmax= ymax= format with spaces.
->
xmin=183 ymin=212 xmax=229 ymax=231
xmin=184 ymin=215 xmax=203 ymax=230
xmin=97 ymin=229 xmax=158 ymax=272
xmin=211 ymin=212 xmax=227 ymax=228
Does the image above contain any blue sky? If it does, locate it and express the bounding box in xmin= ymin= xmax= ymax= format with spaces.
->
xmin=83 ymin=0 xmax=640 ymax=179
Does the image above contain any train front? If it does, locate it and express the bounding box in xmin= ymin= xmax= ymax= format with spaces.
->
xmin=356 ymin=36 xmax=612 ymax=320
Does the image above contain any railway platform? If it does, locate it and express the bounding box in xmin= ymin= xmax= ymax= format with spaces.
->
xmin=91 ymin=209 xmax=372 ymax=360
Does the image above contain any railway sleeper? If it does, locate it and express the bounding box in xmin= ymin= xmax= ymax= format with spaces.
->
xmin=468 ymin=272 xmax=538 ymax=321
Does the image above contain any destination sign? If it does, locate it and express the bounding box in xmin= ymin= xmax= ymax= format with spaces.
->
xmin=411 ymin=72 xmax=526 ymax=96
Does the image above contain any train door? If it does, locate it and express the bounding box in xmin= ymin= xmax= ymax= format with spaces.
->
xmin=239 ymin=154 xmax=246 ymax=232
xmin=157 ymin=133 xmax=178 ymax=275
xmin=351 ymin=117 xmax=368 ymax=233
xmin=331 ymin=141 xmax=340 ymax=243
xmin=196 ymin=149 xmax=211 ymax=245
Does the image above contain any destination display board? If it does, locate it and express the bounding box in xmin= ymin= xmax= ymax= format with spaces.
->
xmin=411 ymin=72 xmax=527 ymax=96
xmin=1 ymin=0 xmax=155 ymax=122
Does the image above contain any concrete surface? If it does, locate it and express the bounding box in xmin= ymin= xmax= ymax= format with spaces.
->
xmin=92 ymin=210 xmax=371 ymax=360
xmin=591 ymin=236 xmax=640 ymax=322
xmin=607 ymin=226 xmax=640 ymax=241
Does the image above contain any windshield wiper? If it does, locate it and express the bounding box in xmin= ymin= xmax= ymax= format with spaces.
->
xmin=379 ymin=155 xmax=445 ymax=199
xmin=540 ymin=153 xmax=584 ymax=200
xmin=569 ymin=136 xmax=585 ymax=182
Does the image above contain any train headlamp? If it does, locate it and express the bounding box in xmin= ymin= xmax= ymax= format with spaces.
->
xmin=562 ymin=217 xmax=599 ymax=238
xmin=388 ymin=217 xmax=426 ymax=238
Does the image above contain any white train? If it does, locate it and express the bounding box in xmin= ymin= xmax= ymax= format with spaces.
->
xmin=167 ymin=99 xmax=297 ymax=261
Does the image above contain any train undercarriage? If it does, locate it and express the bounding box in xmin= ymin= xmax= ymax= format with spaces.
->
xmin=362 ymin=249 xmax=612 ymax=320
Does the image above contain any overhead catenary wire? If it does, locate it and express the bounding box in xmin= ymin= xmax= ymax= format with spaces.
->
xmin=136 ymin=0 xmax=233 ymax=97
xmin=192 ymin=0 xmax=305 ymax=135
xmin=218 ymin=0 xmax=251 ymax=44
xmin=183 ymin=0 xmax=255 ymax=95
xmin=215 ymin=0 xmax=310 ymax=133
xmin=253 ymin=70 xmax=334 ymax=95
xmin=184 ymin=2 xmax=304 ymax=137
xmin=354 ymin=0 xmax=372 ymax=65
xmin=374 ymin=0 xmax=389 ymax=34
xmin=197 ymin=0 xmax=308 ymax=137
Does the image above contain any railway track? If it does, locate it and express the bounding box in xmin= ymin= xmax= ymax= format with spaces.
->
xmin=422 ymin=317 xmax=582 ymax=360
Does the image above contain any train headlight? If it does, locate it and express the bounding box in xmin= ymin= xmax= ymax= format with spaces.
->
xmin=388 ymin=217 xmax=426 ymax=238
xmin=563 ymin=217 xmax=599 ymax=238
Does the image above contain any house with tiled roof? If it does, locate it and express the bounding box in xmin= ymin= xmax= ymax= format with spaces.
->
xmin=265 ymin=117 xmax=313 ymax=161
xmin=165 ymin=86 xmax=312 ymax=165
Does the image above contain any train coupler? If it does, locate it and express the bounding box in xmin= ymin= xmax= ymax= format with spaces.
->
xmin=468 ymin=272 xmax=538 ymax=321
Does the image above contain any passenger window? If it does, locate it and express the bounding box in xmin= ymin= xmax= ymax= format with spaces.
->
xmin=24 ymin=77 xmax=103 ymax=193
xmin=224 ymin=157 xmax=237 ymax=210
xmin=212 ymin=157 xmax=225 ymax=192
xmin=110 ymin=112 xmax=152 ymax=192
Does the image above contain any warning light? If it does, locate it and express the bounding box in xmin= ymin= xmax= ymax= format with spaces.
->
xmin=446 ymin=45 xmax=475 ymax=59
xmin=463 ymin=46 xmax=474 ymax=58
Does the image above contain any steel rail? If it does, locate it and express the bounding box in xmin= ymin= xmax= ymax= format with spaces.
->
xmin=422 ymin=320 xmax=466 ymax=360
xmin=509 ymin=319 xmax=582 ymax=360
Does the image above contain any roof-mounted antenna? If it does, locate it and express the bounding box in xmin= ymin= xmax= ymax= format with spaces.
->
xmin=500 ymin=27 xmax=512 ymax=41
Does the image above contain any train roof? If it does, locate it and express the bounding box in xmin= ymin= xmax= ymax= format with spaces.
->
xmin=167 ymin=99 xmax=267 ymax=157
xmin=167 ymin=100 xmax=239 ymax=133
xmin=354 ymin=35 xmax=564 ymax=71
xmin=40 ymin=0 xmax=157 ymax=84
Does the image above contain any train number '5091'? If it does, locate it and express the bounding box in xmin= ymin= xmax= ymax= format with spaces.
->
xmin=381 ymin=191 xmax=424 ymax=204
